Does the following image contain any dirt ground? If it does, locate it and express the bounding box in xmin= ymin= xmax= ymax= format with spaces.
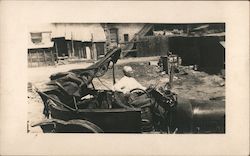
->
xmin=27 ymin=56 xmax=225 ymax=133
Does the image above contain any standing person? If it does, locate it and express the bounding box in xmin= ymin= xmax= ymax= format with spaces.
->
xmin=113 ymin=66 xmax=146 ymax=94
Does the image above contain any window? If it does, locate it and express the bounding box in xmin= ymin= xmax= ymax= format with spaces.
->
xmin=124 ymin=34 xmax=129 ymax=42
xmin=31 ymin=32 xmax=42 ymax=44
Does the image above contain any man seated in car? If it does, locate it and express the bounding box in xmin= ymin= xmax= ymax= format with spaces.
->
xmin=113 ymin=66 xmax=146 ymax=94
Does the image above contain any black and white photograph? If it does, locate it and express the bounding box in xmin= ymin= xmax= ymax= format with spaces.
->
xmin=27 ymin=23 xmax=226 ymax=134
xmin=1 ymin=1 xmax=249 ymax=156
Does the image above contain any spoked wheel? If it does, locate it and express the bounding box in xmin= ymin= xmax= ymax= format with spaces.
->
xmin=56 ymin=119 xmax=104 ymax=133
xmin=32 ymin=119 xmax=104 ymax=133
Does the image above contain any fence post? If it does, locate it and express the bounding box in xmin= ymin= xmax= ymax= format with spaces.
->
xmin=43 ymin=50 xmax=47 ymax=66
xmin=29 ymin=51 xmax=32 ymax=67
xmin=71 ymin=32 xmax=75 ymax=57
xmin=55 ymin=42 xmax=59 ymax=61
xmin=36 ymin=50 xmax=39 ymax=67
xmin=50 ymin=50 xmax=54 ymax=66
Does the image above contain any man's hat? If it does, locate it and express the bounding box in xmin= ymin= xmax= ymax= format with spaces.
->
xmin=123 ymin=66 xmax=133 ymax=73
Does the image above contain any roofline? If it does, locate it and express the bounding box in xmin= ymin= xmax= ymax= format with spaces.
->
xmin=30 ymin=31 xmax=52 ymax=33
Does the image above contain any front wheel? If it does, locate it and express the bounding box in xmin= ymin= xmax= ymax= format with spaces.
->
xmin=32 ymin=119 xmax=104 ymax=133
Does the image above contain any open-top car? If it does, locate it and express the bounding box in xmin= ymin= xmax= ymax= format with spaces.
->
xmin=32 ymin=48 xmax=225 ymax=133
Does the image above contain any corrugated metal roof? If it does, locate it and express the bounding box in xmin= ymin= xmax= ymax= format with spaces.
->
xmin=51 ymin=23 xmax=106 ymax=42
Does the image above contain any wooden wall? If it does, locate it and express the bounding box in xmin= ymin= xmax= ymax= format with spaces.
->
xmin=136 ymin=36 xmax=169 ymax=57
xmin=136 ymin=35 xmax=225 ymax=73
xmin=28 ymin=48 xmax=55 ymax=67
xmin=168 ymin=36 xmax=225 ymax=73
xmin=95 ymin=42 xmax=106 ymax=57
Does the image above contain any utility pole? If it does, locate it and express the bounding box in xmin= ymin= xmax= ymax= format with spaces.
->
xmin=168 ymin=54 xmax=178 ymax=89
xmin=91 ymin=33 xmax=97 ymax=61
xmin=169 ymin=65 xmax=174 ymax=89
xmin=55 ymin=42 xmax=59 ymax=63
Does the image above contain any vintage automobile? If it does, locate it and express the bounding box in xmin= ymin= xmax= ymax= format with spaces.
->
xmin=32 ymin=48 xmax=225 ymax=133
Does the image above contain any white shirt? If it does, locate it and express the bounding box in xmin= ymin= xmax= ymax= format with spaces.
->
xmin=113 ymin=76 xmax=146 ymax=94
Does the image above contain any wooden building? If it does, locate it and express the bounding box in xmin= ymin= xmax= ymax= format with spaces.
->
xmin=28 ymin=31 xmax=55 ymax=67
xmin=27 ymin=23 xmax=107 ymax=67
xmin=101 ymin=23 xmax=153 ymax=57
xmin=52 ymin=23 xmax=106 ymax=61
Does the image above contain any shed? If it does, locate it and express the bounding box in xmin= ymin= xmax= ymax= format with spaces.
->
xmin=51 ymin=23 xmax=106 ymax=60
xmin=27 ymin=29 xmax=55 ymax=67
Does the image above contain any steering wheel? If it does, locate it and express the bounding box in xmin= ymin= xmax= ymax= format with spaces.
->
xmin=129 ymin=88 xmax=151 ymax=98
xmin=128 ymin=88 xmax=154 ymax=108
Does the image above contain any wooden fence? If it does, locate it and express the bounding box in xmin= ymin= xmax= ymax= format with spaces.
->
xmin=136 ymin=36 xmax=170 ymax=57
xmin=136 ymin=35 xmax=225 ymax=73
xmin=168 ymin=36 xmax=225 ymax=73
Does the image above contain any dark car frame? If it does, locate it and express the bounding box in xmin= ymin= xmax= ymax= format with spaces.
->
xmin=32 ymin=48 xmax=225 ymax=133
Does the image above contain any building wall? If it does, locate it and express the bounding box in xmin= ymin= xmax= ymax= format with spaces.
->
xmin=41 ymin=33 xmax=52 ymax=43
xmin=114 ymin=24 xmax=145 ymax=43
xmin=104 ymin=23 xmax=145 ymax=49
xmin=52 ymin=23 xmax=107 ymax=60
xmin=52 ymin=23 xmax=106 ymax=42
xmin=28 ymin=48 xmax=55 ymax=67
xmin=28 ymin=31 xmax=55 ymax=67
